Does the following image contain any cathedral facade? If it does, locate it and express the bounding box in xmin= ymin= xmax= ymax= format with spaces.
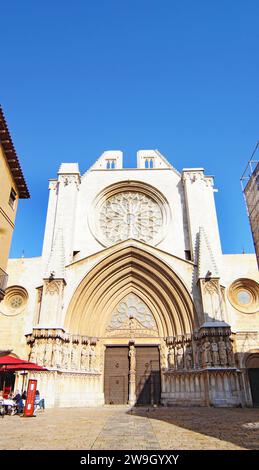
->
xmin=1 ymin=150 xmax=259 ymax=407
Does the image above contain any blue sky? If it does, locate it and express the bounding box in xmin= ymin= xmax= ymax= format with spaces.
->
xmin=1 ymin=0 xmax=258 ymax=258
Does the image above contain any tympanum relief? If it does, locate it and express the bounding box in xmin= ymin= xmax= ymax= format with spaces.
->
xmin=106 ymin=293 xmax=159 ymax=338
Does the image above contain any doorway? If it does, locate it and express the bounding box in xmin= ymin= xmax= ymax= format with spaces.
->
xmin=135 ymin=346 xmax=161 ymax=405
xmin=104 ymin=347 xmax=129 ymax=404
xmin=246 ymin=354 xmax=259 ymax=407
xmin=104 ymin=345 xmax=161 ymax=405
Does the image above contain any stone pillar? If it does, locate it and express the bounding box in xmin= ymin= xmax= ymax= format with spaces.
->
xmin=128 ymin=343 xmax=136 ymax=406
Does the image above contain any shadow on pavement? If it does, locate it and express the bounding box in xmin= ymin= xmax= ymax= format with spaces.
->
xmin=127 ymin=405 xmax=259 ymax=450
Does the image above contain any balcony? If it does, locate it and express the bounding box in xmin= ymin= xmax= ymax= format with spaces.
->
xmin=0 ymin=267 xmax=8 ymax=301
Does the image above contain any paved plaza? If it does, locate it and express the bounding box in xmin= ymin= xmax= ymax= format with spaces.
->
xmin=0 ymin=406 xmax=259 ymax=450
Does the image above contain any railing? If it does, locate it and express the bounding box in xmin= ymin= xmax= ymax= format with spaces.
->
xmin=0 ymin=267 xmax=8 ymax=300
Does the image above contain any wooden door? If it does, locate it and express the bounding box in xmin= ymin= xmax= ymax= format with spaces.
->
xmin=104 ymin=347 xmax=129 ymax=404
xmin=248 ymin=369 xmax=259 ymax=407
xmin=136 ymin=346 xmax=161 ymax=405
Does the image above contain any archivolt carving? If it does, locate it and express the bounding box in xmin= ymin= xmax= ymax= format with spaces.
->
xmin=65 ymin=243 xmax=198 ymax=338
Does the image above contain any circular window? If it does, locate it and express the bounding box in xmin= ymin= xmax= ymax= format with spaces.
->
xmin=228 ymin=279 xmax=259 ymax=314
xmin=89 ymin=181 xmax=170 ymax=247
xmin=99 ymin=192 xmax=163 ymax=245
xmin=10 ymin=295 xmax=24 ymax=309
xmin=237 ymin=291 xmax=252 ymax=305
xmin=2 ymin=286 xmax=28 ymax=316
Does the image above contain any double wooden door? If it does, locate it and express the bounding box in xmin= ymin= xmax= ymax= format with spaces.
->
xmin=104 ymin=346 xmax=161 ymax=405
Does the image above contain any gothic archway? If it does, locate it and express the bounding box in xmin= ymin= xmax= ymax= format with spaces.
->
xmin=65 ymin=243 xmax=198 ymax=338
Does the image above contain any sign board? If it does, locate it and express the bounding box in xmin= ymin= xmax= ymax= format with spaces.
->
xmin=24 ymin=379 xmax=37 ymax=417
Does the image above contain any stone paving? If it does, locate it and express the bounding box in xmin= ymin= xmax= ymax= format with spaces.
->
xmin=0 ymin=406 xmax=259 ymax=450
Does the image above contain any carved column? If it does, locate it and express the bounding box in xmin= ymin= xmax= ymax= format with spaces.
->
xmin=128 ymin=343 xmax=136 ymax=406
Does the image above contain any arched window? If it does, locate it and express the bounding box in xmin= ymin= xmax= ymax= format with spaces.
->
xmin=145 ymin=158 xmax=154 ymax=168
xmin=106 ymin=160 xmax=116 ymax=169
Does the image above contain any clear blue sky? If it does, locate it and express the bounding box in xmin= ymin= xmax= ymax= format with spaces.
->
xmin=1 ymin=0 xmax=258 ymax=258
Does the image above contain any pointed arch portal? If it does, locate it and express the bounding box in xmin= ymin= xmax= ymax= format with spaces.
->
xmin=65 ymin=244 xmax=197 ymax=338
xmin=65 ymin=244 xmax=198 ymax=404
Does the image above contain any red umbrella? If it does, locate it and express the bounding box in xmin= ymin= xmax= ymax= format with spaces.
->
xmin=0 ymin=355 xmax=30 ymax=366
xmin=0 ymin=355 xmax=47 ymax=372
xmin=0 ymin=356 xmax=47 ymax=395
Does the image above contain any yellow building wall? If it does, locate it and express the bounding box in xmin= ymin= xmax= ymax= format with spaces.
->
xmin=0 ymin=143 xmax=18 ymax=271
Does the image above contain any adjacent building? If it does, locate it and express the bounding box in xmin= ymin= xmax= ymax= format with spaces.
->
xmin=1 ymin=149 xmax=259 ymax=408
xmin=241 ymin=142 xmax=259 ymax=269
xmin=0 ymin=106 xmax=30 ymax=301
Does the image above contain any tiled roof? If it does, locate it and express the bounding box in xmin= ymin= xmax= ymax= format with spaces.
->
xmin=0 ymin=106 xmax=30 ymax=199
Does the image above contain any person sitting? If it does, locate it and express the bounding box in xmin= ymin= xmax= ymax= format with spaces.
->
xmin=13 ymin=390 xmax=23 ymax=414
xmin=0 ymin=391 xmax=4 ymax=417
xmin=21 ymin=390 xmax=27 ymax=408
xmin=34 ymin=390 xmax=45 ymax=412
xmin=38 ymin=397 xmax=45 ymax=410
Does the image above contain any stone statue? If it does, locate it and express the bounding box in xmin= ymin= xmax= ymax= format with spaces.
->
xmin=202 ymin=339 xmax=212 ymax=367
xmin=226 ymin=339 xmax=235 ymax=367
xmin=185 ymin=344 xmax=193 ymax=369
xmin=89 ymin=345 xmax=96 ymax=371
xmin=52 ymin=338 xmax=62 ymax=368
xmin=71 ymin=344 xmax=79 ymax=370
xmin=129 ymin=345 xmax=136 ymax=371
xmin=193 ymin=343 xmax=201 ymax=369
xmin=37 ymin=339 xmax=46 ymax=366
xmin=80 ymin=345 xmax=90 ymax=371
xmin=44 ymin=338 xmax=53 ymax=367
xmin=62 ymin=343 xmax=71 ymax=369
xmin=218 ymin=337 xmax=228 ymax=367
xmin=176 ymin=344 xmax=184 ymax=369
xmin=159 ymin=342 xmax=168 ymax=369
xmin=168 ymin=346 xmax=175 ymax=369
xmin=211 ymin=338 xmax=220 ymax=367
xmin=33 ymin=340 xmax=40 ymax=364
xmin=29 ymin=343 xmax=37 ymax=363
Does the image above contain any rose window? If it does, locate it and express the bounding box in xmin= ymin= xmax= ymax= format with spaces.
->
xmin=1 ymin=286 xmax=28 ymax=316
xmin=10 ymin=296 xmax=23 ymax=309
xmin=98 ymin=192 xmax=163 ymax=245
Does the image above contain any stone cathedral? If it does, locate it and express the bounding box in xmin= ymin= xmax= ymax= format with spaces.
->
xmin=1 ymin=150 xmax=259 ymax=408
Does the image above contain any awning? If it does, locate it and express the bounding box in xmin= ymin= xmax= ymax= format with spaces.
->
xmin=2 ymin=363 xmax=47 ymax=371
xmin=0 ymin=355 xmax=47 ymax=371
xmin=0 ymin=355 xmax=29 ymax=365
